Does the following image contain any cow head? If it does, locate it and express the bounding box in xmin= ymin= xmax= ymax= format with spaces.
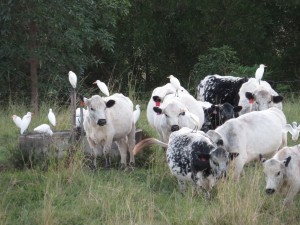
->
xmin=153 ymin=101 xmax=187 ymax=132
xmin=84 ymin=95 xmax=115 ymax=126
xmin=260 ymin=154 xmax=291 ymax=195
xmin=205 ymin=103 xmax=242 ymax=129
xmin=245 ymin=90 xmax=283 ymax=111
xmin=209 ymin=140 xmax=239 ymax=179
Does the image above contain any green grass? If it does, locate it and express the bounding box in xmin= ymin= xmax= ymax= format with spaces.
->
xmin=0 ymin=98 xmax=300 ymax=225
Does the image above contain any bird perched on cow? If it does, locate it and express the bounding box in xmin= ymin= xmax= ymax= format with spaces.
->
xmin=167 ymin=75 xmax=182 ymax=97
xmin=33 ymin=124 xmax=53 ymax=136
xmin=20 ymin=112 xmax=33 ymax=135
xmin=48 ymin=108 xmax=56 ymax=127
xmin=255 ymin=64 xmax=267 ymax=85
xmin=133 ymin=104 xmax=141 ymax=124
xmin=12 ymin=115 xmax=22 ymax=129
xmin=93 ymin=80 xmax=110 ymax=96
xmin=68 ymin=71 xmax=77 ymax=89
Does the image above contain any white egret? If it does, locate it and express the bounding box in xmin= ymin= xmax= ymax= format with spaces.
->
xmin=20 ymin=112 xmax=33 ymax=135
xmin=12 ymin=115 xmax=22 ymax=129
xmin=68 ymin=71 xmax=77 ymax=89
xmin=167 ymin=75 xmax=182 ymax=96
xmin=33 ymin=124 xmax=53 ymax=136
xmin=283 ymin=122 xmax=300 ymax=142
xmin=93 ymin=80 xmax=109 ymax=96
xmin=48 ymin=108 xmax=56 ymax=126
xmin=184 ymin=110 xmax=200 ymax=132
xmin=133 ymin=105 xmax=141 ymax=124
xmin=255 ymin=64 xmax=267 ymax=85
xmin=76 ymin=107 xmax=86 ymax=127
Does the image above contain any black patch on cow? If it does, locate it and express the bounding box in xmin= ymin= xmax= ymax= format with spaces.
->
xmin=229 ymin=152 xmax=239 ymax=160
xmin=234 ymin=106 xmax=242 ymax=113
xmin=106 ymin=100 xmax=116 ymax=108
xmin=200 ymin=76 xmax=248 ymax=106
xmin=272 ymin=95 xmax=283 ymax=103
xmin=153 ymin=107 xmax=162 ymax=114
xmin=284 ymin=156 xmax=291 ymax=167
xmin=191 ymin=141 xmax=214 ymax=177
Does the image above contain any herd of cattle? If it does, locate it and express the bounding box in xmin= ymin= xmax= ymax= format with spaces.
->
xmin=81 ymin=74 xmax=300 ymax=206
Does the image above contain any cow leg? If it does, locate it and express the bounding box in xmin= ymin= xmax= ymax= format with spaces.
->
xmin=86 ymin=137 xmax=99 ymax=170
xmin=233 ymin=154 xmax=247 ymax=180
xmin=116 ymin=138 xmax=128 ymax=170
xmin=127 ymin=125 xmax=136 ymax=166
xmin=103 ymin=141 xmax=113 ymax=169
xmin=177 ymin=179 xmax=187 ymax=194
xmin=283 ymin=185 xmax=298 ymax=206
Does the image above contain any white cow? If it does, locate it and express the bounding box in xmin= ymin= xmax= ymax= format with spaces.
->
xmin=260 ymin=145 xmax=300 ymax=206
xmin=133 ymin=127 xmax=238 ymax=198
xmin=238 ymin=78 xmax=283 ymax=115
xmin=83 ymin=93 xmax=135 ymax=169
xmin=147 ymin=83 xmax=189 ymax=129
xmin=147 ymin=92 xmax=205 ymax=143
xmin=207 ymin=107 xmax=287 ymax=179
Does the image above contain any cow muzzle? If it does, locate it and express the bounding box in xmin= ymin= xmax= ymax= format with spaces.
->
xmin=97 ymin=119 xmax=107 ymax=126
xmin=171 ymin=125 xmax=180 ymax=132
xmin=266 ymin=188 xmax=275 ymax=195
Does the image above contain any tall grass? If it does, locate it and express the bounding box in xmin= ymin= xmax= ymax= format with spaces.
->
xmin=0 ymin=97 xmax=299 ymax=224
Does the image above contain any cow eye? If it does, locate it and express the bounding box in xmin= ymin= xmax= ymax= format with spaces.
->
xmin=90 ymin=107 xmax=95 ymax=111
xmin=179 ymin=112 xmax=185 ymax=116
xmin=165 ymin=114 xmax=169 ymax=118
xmin=213 ymin=161 xmax=219 ymax=166
xmin=276 ymin=171 xmax=280 ymax=176
xmin=268 ymin=101 xmax=272 ymax=104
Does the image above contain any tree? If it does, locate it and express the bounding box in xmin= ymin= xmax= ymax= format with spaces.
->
xmin=0 ymin=0 xmax=130 ymax=112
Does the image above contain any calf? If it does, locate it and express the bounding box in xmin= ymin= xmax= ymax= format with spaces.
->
xmin=207 ymin=107 xmax=287 ymax=179
xmin=197 ymin=75 xmax=248 ymax=106
xmin=83 ymin=93 xmax=135 ymax=169
xmin=133 ymin=127 xmax=238 ymax=198
xmin=238 ymin=78 xmax=283 ymax=115
xmin=201 ymin=103 xmax=242 ymax=132
xmin=260 ymin=145 xmax=300 ymax=206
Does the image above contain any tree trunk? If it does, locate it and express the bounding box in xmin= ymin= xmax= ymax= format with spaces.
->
xmin=29 ymin=21 xmax=39 ymax=114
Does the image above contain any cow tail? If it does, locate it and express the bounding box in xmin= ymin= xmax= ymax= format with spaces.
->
xmin=133 ymin=138 xmax=168 ymax=155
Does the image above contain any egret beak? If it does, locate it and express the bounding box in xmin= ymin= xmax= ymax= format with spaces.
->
xmin=167 ymin=76 xmax=170 ymax=79
xmin=92 ymin=81 xmax=97 ymax=84
xmin=264 ymin=65 xmax=267 ymax=67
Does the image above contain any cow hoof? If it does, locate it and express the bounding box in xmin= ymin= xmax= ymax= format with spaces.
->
xmin=119 ymin=163 xmax=126 ymax=171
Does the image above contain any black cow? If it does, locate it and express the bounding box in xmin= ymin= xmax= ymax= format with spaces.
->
xmin=201 ymin=103 xmax=242 ymax=132
xmin=197 ymin=75 xmax=248 ymax=106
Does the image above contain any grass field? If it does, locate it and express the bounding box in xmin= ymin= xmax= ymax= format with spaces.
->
xmin=0 ymin=97 xmax=299 ymax=225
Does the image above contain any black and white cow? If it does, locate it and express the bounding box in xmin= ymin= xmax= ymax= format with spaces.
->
xmin=197 ymin=75 xmax=248 ymax=106
xmin=201 ymin=103 xmax=242 ymax=132
xmin=133 ymin=127 xmax=238 ymax=198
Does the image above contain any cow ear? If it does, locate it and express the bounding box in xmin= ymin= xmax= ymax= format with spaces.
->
xmin=83 ymin=97 xmax=90 ymax=106
xmin=272 ymin=95 xmax=283 ymax=103
xmin=234 ymin=106 xmax=243 ymax=113
xmin=152 ymin=96 xmax=161 ymax=102
xmin=283 ymin=156 xmax=291 ymax=167
xmin=245 ymin=92 xmax=254 ymax=100
xmin=153 ymin=107 xmax=162 ymax=114
xmin=229 ymin=152 xmax=239 ymax=160
xmin=106 ymin=100 xmax=115 ymax=108
xmin=207 ymin=130 xmax=223 ymax=143
xmin=259 ymin=154 xmax=266 ymax=163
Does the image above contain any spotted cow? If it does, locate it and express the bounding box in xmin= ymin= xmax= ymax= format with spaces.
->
xmin=197 ymin=75 xmax=248 ymax=106
xmin=133 ymin=127 xmax=238 ymax=198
